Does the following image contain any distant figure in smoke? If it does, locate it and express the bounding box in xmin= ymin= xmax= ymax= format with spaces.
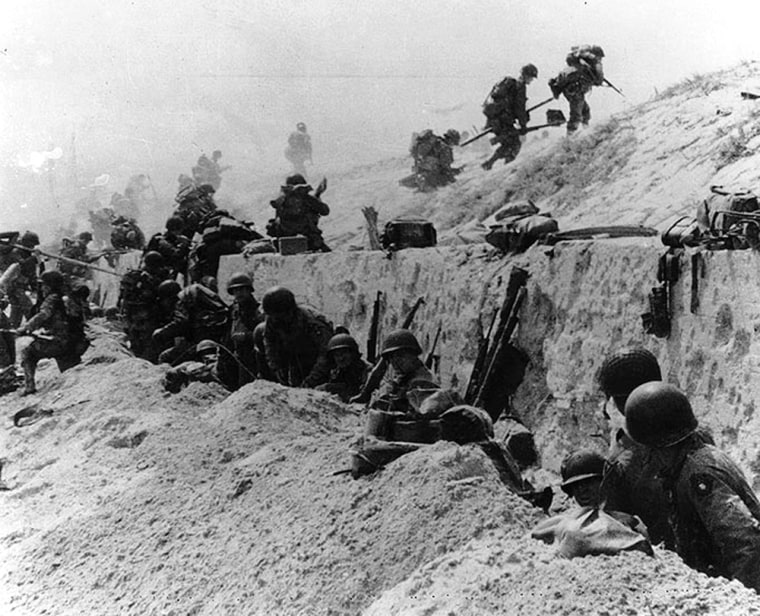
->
xmin=193 ymin=151 xmax=229 ymax=192
xmin=285 ymin=122 xmax=312 ymax=178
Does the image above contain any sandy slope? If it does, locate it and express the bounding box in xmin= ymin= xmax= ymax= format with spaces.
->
xmin=2 ymin=327 xmax=760 ymax=615
xmin=7 ymin=64 xmax=760 ymax=614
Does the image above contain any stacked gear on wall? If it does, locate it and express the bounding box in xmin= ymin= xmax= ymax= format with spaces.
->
xmin=485 ymin=200 xmax=558 ymax=254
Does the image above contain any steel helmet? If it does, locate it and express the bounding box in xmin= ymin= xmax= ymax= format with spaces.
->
xmin=166 ymin=216 xmax=185 ymax=233
xmin=227 ymin=272 xmax=253 ymax=292
xmin=327 ymin=333 xmax=359 ymax=355
xmin=625 ymin=382 xmax=698 ymax=448
xmin=380 ymin=329 xmax=422 ymax=357
xmin=20 ymin=231 xmax=40 ymax=248
xmin=297 ymin=122 xmax=307 ymax=131
xmin=443 ymin=129 xmax=461 ymax=145
xmin=40 ymin=270 xmax=64 ymax=290
xmin=157 ymin=280 xmax=181 ymax=299
xmin=78 ymin=231 xmax=93 ymax=243
xmin=195 ymin=339 xmax=218 ymax=355
xmin=598 ymin=348 xmax=662 ymax=399
xmin=521 ymin=63 xmax=538 ymax=79
xmin=286 ymin=174 xmax=308 ymax=187
xmin=560 ymin=449 xmax=605 ymax=494
xmin=262 ymin=286 xmax=297 ymax=315
xmin=143 ymin=251 xmax=165 ymax=269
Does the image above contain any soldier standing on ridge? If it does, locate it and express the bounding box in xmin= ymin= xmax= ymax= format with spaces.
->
xmin=261 ymin=286 xmax=334 ymax=388
xmin=481 ymin=63 xmax=537 ymax=170
xmin=285 ymin=122 xmax=312 ymax=177
xmin=549 ymin=45 xmax=605 ymax=134
xmin=625 ymin=382 xmax=760 ymax=592
xmin=266 ymin=174 xmax=331 ymax=252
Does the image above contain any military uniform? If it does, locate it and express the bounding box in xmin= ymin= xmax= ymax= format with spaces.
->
xmin=662 ymin=441 xmax=760 ymax=591
xmin=482 ymin=76 xmax=528 ymax=169
xmin=267 ymin=185 xmax=330 ymax=252
xmin=549 ymin=46 xmax=604 ymax=133
xmin=315 ymin=356 xmax=371 ymax=402
xmin=146 ymin=231 xmax=191 ymax=278
xmin=5 ymin=247 xmax=39 ymax=327
xmin=263 ymin=306 xmax=334 ymax=387
xmin=285 ymin=129 xmax=312 ymax=177
xmin=371 ymin=360 xmax=439 ymax=412
xmin=409 ymin=131 xmax=457 ymax=191
xmin=228 ymin=295 xmax=263 ymax=387
xmin=18 ymin=291 xmax=80 ymax=394
xmin=110 ymin=217 xmax=145 ymax=250
xmin=605 ymin=430 xmax=676 ymax=549
xmin=120 ymin=269 xmax=168 ymax=361
xmin=154 ymin=283 xmax=229 ymax=365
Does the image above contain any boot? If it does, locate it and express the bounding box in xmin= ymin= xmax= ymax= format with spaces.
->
xmin=21 ymin=361 xmax=36 ymax=396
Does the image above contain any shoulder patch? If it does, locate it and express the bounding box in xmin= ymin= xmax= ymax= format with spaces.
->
xmin=690 ymin=473 xmax=714 ymax=498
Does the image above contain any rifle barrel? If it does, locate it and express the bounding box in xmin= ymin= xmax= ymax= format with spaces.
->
xmin=8 ymin=244 xmax=121 ymax=277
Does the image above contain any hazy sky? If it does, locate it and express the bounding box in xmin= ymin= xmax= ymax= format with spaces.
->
xmin=2 ymin=0 xmax=760 ymax=229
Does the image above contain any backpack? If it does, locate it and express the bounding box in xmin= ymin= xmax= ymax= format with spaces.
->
xmin=485 ymin=214 xmax=559 ymax=253
xmin=699 ymin=185 xmax=760 ymax=236
xmin=379 ymin=218 xmax=437 ymax=251
xmin=200 ymin=212 xmax=261 ymax=244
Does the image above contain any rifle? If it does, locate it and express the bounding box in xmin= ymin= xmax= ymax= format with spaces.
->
xmin=469 ymin=267 xmax=530 ymax=419
xmin=464 ymin=308 xmax=498 ymax=403
xmin=0 ymin=242 xmax=121 ymax=277
xmin=527 ymin=97 xmax=555 ymax=113
xmin=366 ymin=291 xmax=383 ymax=364
xmin=424 ymin=321 xmax=442 ymax=370
xmin=350 ymin=296 xmax=425 ymax=404
xmin=603 ymin=78 xmax=624 ymax=97
xmin=0 ymin=328 xmax=54 ymax=342
xmin=460 ymin=111 xmax=566 ymax=147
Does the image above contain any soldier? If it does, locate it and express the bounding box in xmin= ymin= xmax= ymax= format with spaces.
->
xmin=152 ymin=280 xmax=229 ymax=365
xmin=261 ymin=286 xmax=334 ymax=388
xmin=625 ymin=382 xmax=760 ymax=591
xmin=110 ymin=215 xmax=145 ymax=250
xmin=481 ymin=63 xmax=538 ymax=170
xmin=227 ymin=272 xmax=263 ymax=388
xmin=3 ymin=231 xmax=41 ymax=327
xmin=370 ymin=329 xmax=440 ymax=412
xmin=145 ymin=216 xmax=191 ymax=279
xmin=88 ymin=207 xmax=115 ymax=249
xmin=406 ymin=129 xmax=461 ymax=192
xmin=175 ymin=184 xmax=217 ymax=237
xmin=549 ymin=45 xmax=605 ymax=133
xmin=118 ymin=251 xmax=171 ymax=361
xmin=58 ymin=231 xmax=94 ymax=290
xmin=315 ymin=333 xmax=371 ymax=402
xmin=192 ymin=150 xmax=228 ymax=191
xmin=598 ymin=348 xmax=716 ymax=549
xmin=266 ymin=174 xmax=330 ymax=252
xmin=163 ymin=339 xmax=225 ymax=393
xmin=16 ymin=271 xmax=86 ymax=395
xmin=285 ymin=122 xmax=312 ymax=177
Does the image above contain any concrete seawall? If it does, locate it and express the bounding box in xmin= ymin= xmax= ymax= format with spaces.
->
xmin=220 ymin=241 xmax=760 ymax=485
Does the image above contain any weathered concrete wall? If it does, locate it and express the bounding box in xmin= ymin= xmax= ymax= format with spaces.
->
xmin=220 ymin=241 xmax=760 ymax=487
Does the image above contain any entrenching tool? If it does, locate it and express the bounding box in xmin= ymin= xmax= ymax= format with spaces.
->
xmin=460 ymin=109 xmax=566 ymax=147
